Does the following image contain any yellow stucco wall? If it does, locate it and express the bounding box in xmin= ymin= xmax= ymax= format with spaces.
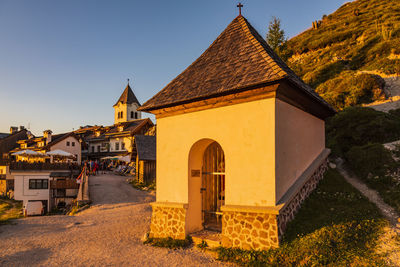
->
xmin=275 ymin=99 xmax=325 ymax=202
xmin=156 ymin=98 xmax=276 ymax=209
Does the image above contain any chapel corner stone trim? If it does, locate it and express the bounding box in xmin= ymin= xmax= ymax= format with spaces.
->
xmin=149 ymin=202 xmax=188 ymax=240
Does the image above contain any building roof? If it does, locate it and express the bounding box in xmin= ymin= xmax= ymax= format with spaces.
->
xmin=0 ymin=129 xmax=29 ymax=158
xmin=113 ymin=84 xmax=141 ymax=107
xmin=12 ymin=132 xmax=79 ymax=152
xmin=105 ymin=119 xmax=153 ymax=137
xmin=139 ymin=16 xmax=335 ymax=117
xmin=0 ymin=133 xmax=10 ymax=139
xmin=135 ymin=135 xmax=156 ymax=161
xmin=44 ymin=132 xmax=79 ymax=150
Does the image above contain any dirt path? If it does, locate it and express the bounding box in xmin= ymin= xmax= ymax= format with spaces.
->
xmin=0 ymin=173 xmax=227 ymax=266
xmin=336 ymin=159 xmax=399 ymax=225
xmin=335 ymin=159 xmax=400 ymax=266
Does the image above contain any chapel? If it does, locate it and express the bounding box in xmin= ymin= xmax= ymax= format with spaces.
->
xmin=139 ymin=13 xmax=335 ymax=250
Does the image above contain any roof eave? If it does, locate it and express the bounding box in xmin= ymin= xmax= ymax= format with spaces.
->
xmin=138 ymin=78 xmax=286 ymax=113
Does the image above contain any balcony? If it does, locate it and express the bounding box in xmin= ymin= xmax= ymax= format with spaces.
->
xmin=9 ymin=162 xmax=80 ymax=171
xmin=50 ymin=179 xmax=80 ymax=189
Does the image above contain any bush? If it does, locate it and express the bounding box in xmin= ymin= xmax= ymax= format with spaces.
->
xmin=316 ymin=72 xmax=385 ymax=110
xmin=346 ymin=143 xmax=396 ymax=179
xmin=326 ymin=107 xmax=400 ymax=156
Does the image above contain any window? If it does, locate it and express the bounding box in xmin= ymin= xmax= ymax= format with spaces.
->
xmin=97 ymin=145 xmax=100 ymax=152
xmin=91 ymin=146 xmax=95 ymax=153
xmin=122 ymin=142 xmax=125 ymax=150
xmin=72 ymin=142 xmax=75 ymax=147
xmin=135 ymin=112 xmax=138 ymax=119
xmin=121 ymin=111 xmax=123 ymax=119
xmin=115 ymin=142 xmax=120 ymax=150
xmin=131 ymin=111 xmax=134 ymax=119
xmin=29 ymin=179 xmax=48 ymax=190
xmin=66 ymin=141 xmax=70 ymax=146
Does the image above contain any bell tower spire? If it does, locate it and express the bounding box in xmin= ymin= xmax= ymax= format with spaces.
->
xmin=113 ymin=80 xmax=142 ymax=124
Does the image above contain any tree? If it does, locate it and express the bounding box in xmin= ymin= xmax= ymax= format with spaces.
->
xmin=266 ymin=16 xmax=286 ymax=52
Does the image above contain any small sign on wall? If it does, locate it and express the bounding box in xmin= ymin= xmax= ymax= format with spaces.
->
xmin=191 ymin=170 xmax=200 ymax=177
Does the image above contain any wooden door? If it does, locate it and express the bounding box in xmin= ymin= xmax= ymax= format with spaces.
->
xmin=201 ymin=142 xmax=225 ymax=231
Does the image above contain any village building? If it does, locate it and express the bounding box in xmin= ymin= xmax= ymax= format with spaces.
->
xmin=0 ymin=127 xmax=30 ymax=196
xmin=139 ymin=14 xmax=335 ymax=250
xmin=75 ymin=82 xmax=155 ymax=162
xmin=11 ymin=166 xmax=81 ymax=213
xmin=10 ymin=130 xmax=81 ymax=164
xmin=0 ymin=126 xmax=29 ymax=160
xmin=2 ymin=130 xmax=82 ymax=211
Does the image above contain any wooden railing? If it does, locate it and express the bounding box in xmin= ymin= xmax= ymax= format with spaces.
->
xmin=77 ymin=167 xmax=90 ymax=204
xmin=50 ymin=179 xmax=80 ymax=189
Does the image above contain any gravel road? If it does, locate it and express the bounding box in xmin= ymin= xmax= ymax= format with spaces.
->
xmin=0 ymin=173 xmax=228 ymax=266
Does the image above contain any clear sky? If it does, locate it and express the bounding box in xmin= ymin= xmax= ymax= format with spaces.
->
xmin=0 ymin=0 xmax=348 ymax=135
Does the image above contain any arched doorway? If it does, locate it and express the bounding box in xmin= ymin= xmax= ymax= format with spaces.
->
xmin=202 ymin=142 xmax=225 ymax=231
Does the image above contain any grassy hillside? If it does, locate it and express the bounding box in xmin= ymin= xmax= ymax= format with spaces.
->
xmin=285 ymin=0 xmax=400 ymax=110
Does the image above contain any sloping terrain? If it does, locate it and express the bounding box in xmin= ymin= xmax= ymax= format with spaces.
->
xmin=285 ymin=0 xmax=400 ymax=110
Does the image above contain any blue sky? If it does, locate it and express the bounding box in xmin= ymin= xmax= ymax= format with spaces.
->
xmin=0 ymin=0 xmax=348 ymax=135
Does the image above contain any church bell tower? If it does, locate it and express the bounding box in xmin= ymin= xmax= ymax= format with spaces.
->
xmin=113 ymin=80 xmax=142 ymax=124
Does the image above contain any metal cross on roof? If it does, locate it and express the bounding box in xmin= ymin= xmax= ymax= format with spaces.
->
xmin=127 ymin=78 xmax=130 ymax=85
xmin=237 ymin=2 xmax=243 ymax=16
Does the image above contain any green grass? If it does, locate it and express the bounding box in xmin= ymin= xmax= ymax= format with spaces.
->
xmin=0 ymin=198 xmax=23 ymax=224
xmin=144 ymin=236 xmax=193 ymax=249
xmin=130 ymin=179 xmax=156 ymax=191
xmin=216 ymin=169 xmax=388 ymax=266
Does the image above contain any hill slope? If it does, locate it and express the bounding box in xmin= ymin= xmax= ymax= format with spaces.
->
xmin=285 ymin=0 xmax=400 ymax=110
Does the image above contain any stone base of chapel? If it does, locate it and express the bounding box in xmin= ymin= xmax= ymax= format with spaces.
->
xmin=148 ymin=149 xmax=330 ymax=250
xmin=149 ymin=202 xmax=187 ymax=240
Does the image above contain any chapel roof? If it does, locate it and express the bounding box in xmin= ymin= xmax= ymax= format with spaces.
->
xmin=114 ymin=84 xmax=141 ymax=107
xmin=139 ymin=16 xmax=335 ymax=117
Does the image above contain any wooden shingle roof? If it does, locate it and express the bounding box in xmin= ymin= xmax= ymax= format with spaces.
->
xmin=139 ymin=16 xmax=335 ymax=117
xmin=135 ymin=135 xmax=156 ymax=161
xmin=114 ymin=84 xmax=141 ymax=107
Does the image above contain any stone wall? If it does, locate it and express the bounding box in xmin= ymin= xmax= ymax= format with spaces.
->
xmin=277 ymin=159 xmax=328 ymax=237
xmin=221 ymin=208 xmax=279 ymax=250
xmin=149 ymin=203 xmax=187 ymax=240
